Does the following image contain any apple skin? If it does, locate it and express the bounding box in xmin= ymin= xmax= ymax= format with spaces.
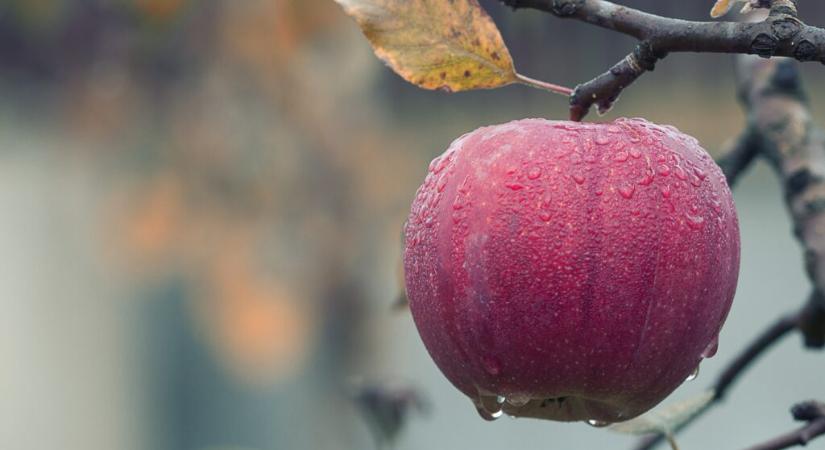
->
xmin=403 ymin=118 xmax=739 ymax=424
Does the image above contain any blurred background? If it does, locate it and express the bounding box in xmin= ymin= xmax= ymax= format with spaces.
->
xmin=0 ymin=1 xmax=823 ymax=449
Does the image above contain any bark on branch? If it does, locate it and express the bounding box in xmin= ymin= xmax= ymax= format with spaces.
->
xmin=734 ymin=55 xmax=825 ymax=348
xmin=501 ymin=0 xmax=825 ymax=120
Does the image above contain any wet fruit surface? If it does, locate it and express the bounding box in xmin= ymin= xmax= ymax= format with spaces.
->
xmin=403 ymin=118 xmax=740 ymax=424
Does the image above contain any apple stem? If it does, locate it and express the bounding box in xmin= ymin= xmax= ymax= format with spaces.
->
xmin=514 ymin=73 xmax=573 ymax=97
xmin=664 ymin=433 xmax=679 ymax=450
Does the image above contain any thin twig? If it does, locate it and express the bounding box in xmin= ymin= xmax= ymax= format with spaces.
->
xmin=742 ymin=401 xmax=825 ymax=450
xmin=744 ymin=418 xmax=825 ymax=450
xmin=716 ymin=130 xmax=759 ymax=188
xmin=501 ymin=0 xmax=823 ymax=119
xmin=632 ymin=310 xmax=800 ymax=450
xmin=713 ymin=312 xmax=799 ymax=400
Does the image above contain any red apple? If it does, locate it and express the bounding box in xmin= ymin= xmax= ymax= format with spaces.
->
xmin=403 ymin=118 xmax=739 ymax=424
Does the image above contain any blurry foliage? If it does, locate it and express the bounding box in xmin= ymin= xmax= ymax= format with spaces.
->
xmin=196 ymin=244 xmax=315 ymax=386
xmin=0 ymin=3 xmax=431 ymax=448
xmin=352 ymin=381 xmax=429 ymax=449
xmin=0 ymin=0 xmax=423 ymax=393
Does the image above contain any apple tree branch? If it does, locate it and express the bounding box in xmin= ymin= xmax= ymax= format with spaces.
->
xmin=498 ymin=0 xmax=825 ymax=120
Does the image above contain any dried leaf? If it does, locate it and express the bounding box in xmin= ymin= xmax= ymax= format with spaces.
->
xmin=352 ymin=381 xmax=429 ymax=447
xmin=710 ymin=0 xmax=736 ymax=18
xmin=608 ymin=390 xmax=715 ymax=436
xmin=334 ymin=0 xmax=517 ymax=92
xmin=608 ymin=414 xmax=665 ymax=436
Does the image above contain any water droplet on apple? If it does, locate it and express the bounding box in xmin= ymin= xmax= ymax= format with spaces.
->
xmin=506 ymin=394 xmax=531 ymax=407
xmin=674 ymin=166 xmax=688 ymax=181
xmin=505 ymin=182 xmax=525 ymax=191
xmin=572 ymin=174 xmax=585 ymax=185
xmin=614 ymin=151 xmax=629 ymax=162
xmin=528 ymin=166 xmax=542 ymax=180
xmin=661 ymin=185 xmax=672 ymax=198
xmin=474 ymin=390 xmax=505 ymax=421
xmin=657 ymin=165 xmax=671 ymax=177
xmin=702 ymin=336 xmax=720 ymax=358
xmin=694 ymin=167 xmax=707 ymax=180
xmin=595 ymin=135 xmax=611 ymax=145
xmin=428 ymin=156 xmax=441 ymax=173
xmin=539 ymin=212 xmax=552 ymax=222
xmin=542 ymin=195 xmax=552 ymax=207
xmin=686 ymin=213 xmax=705 ymax=230
xmin=430 ymin=155 xmax=450 ymax=174
xmin=587 ymin=419 xmax=610 ymax=428
xmin=553 ymin=122 xmax=580 ymax=131
xmin=686 ymin=365 xmax=700 ymax=381
xmin=630 ymin=148 xmax=642 ymax=159
xmin=475 ymin=404 xmax=503 ymax=421
xmin=458 ymin=176 xmax=471 ymax=194
xmin=619 ymin=185 xmax=635 ymax=199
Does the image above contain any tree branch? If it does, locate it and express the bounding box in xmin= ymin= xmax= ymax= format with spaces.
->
xmin=742 ymin=401 xmax=825 ymax=450
xmin=501 ymin=0 xmax=825 ymax=120
xmin=715 ymin=130 xmax=759 ymax=188
xmin=734 ymin=55 xmax=825 ymax=348
xmin=631 ymin=53 xmax=825 ymax=450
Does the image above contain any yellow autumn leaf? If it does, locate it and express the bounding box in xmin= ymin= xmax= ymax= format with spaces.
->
xmin=334 ymin=0 xmax=517 ymax=92
xmin=711 ymin=0 xmax=735 ymax=18
xmin=711 ymin=0 xmax=759 ymax=18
